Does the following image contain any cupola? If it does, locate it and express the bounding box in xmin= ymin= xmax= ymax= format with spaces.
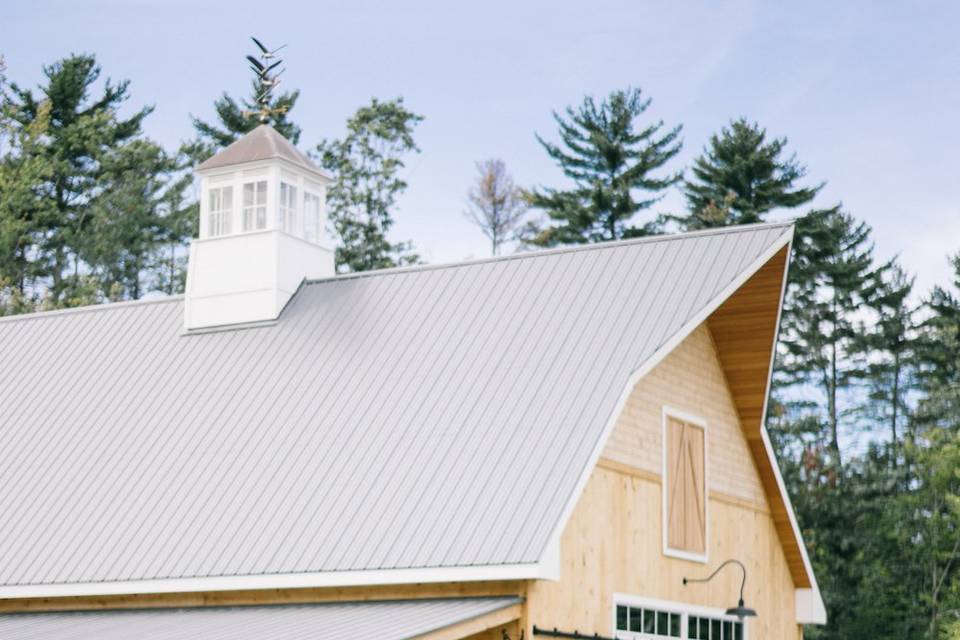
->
xmin=183 ymin=125 xmax=335 ymax=329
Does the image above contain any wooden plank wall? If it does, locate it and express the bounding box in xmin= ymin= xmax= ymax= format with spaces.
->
xmin=525 ymin=464 xmax=801 ymax=640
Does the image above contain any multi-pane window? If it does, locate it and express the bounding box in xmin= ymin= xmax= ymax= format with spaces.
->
xmin=207 ymin=186 xmax=233 ymax=237
xmin=303 ymin=191 xmax=322 ymax=243
xmin=616 ymin=604 xmax=744 ymax=640
xmin=687 ymin=616 xmax=743 ymax=640
xmin=242 ymin=181 xmax=268 ymax=232
xmin=665 ymin=412 xmax=707 ymax=557
xmin=279 ymin=182 xmax=298 ymax=235
xmin=616 ymin=604 xmax=680 ymax=638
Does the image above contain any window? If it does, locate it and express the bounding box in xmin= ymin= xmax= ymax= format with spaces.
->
xmin=663 ymin=409 xmax=707 ymax=559
xmin=616 ymin=601 xmax=744 ymax=640
xmin=242 ymin=180 xmax=268 ymax=232
xmin=303 ymin=191 xmax=321 ymax=243
xmin=615 ymin=604 xmax=681 ymax=638
xmin=687 ymin=616 xmax=743 ymax=640
xmin=279 ymin=181 xmax=298 ymax=234
xmin=207 ymin=186 xmax=233 ymax=237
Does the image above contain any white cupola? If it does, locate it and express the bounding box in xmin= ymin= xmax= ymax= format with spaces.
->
xmin=184 ymin=125 xmax=335 ymax=329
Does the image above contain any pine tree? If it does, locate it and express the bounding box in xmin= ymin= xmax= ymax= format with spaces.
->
xmin=527 ymin=87 xmax=682 ymax=245
xmin=464 ymin=158 xmax=527 ymax=255
xmin=679 ymin=118 xmax=821 ymax=229
xmin=857 ymin=263 xmax=916 ymax=457
xmin=79 ymin=140 xmax=191 ymax=300
xmin=0 ymin=60 xmax=52 ymax=311
xmin=316 ymin=97 xmax=422 ymax=272
xmin=775 ymin=208 xmax=886 ymax=467
xmin=917 ymin=253 xmax=960 ymax=390
xmin=1 ymin=54 xmax=153 ymax=305
xmin=188 ymin=80 xmax=301 ymax=162
xmin=149 ymin=158 xmax=195 ymax=296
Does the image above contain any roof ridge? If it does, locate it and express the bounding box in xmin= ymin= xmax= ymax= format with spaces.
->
xmin=308 ymin=220 xmax=796 ymax=284
xmin=0 ymin=221 xmax=794 ymax=325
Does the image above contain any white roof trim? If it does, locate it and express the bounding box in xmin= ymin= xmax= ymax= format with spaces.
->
xmin=0 ymin=563 xmax=543 ymax=600
xmin=759 ymin=234 xmax=826 ymax=625
xmin=795 ymin=587 xmax=828 ymax=625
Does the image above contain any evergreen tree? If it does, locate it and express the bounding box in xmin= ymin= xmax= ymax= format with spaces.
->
xmin=892 ymin=427 xmax=960 ymax=638
xmin=188 ymin=81 xmax=300 ymax=162
xmin=775 ymin=208 xmax=886 ymax=467
xmin=528 ymin=87 xmax=682 ymax=245
xmin=679 ymin=118 xmax=821 ymax=229
xmin=316 ymin=97 xmax=422 ymax=272
xmin=917 ymin=253 xmax=960 ymax=390
xmin=857 ymin=263 xmax=916 ymax=456
xmin=1 ymin=54 xmax=152 ymax=305
xmin=80 ymin=140 xmax=190 ymax=299
xmin=0 ymin=60 xmax=52 ymax=312
xmin=150 ymin=157 xmax=195 ymax=296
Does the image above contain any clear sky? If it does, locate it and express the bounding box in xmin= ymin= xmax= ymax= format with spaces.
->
xmin=6 ymin=1 xmax=960 ymax=294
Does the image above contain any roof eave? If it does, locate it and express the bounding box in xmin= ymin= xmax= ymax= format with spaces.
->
xmin=0 ymin=562 xmax=547 ymax=600
xmin=196 ymin=156 xmax=332 ymax=182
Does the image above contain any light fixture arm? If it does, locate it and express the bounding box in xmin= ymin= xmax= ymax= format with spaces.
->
xmin=683 ymin=558 xmax=748 ymax=607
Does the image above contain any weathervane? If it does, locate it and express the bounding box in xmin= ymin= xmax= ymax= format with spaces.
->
xmin=243 ymin=37 xmax=288 ymax=123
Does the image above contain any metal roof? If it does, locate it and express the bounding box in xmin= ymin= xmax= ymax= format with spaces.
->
xmin=197 ymin=124 xmax=326 ymax=176
xmin=0 ymin=223 xmax=793 ymax=591
xmin=0 ymin=597 xmax=520 ymax=640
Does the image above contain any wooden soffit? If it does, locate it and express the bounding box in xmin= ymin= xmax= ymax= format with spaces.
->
xmin=706 ymin=246 xmax=812 ymax=589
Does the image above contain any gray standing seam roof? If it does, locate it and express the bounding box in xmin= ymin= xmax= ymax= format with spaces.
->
xmin=0 ymin=597 xmax=520 ymax=639
xmin=0 ymin=223 xmax=792 ymax=589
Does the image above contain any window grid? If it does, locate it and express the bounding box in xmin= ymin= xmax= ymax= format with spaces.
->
xmin=279 ymin=182 xmax=298 ymax=235
xmin=303 ymin=191 xmax=322 ymax=243
xmin=616 ymin=605 xmax=743 ymax=640
xmin=207 ymin=186 xmax=233 ymax=237
xmin=242 ymin=181 xmax=268 ymax=232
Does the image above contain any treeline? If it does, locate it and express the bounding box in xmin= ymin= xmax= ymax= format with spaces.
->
xmin=2 ymin=53 xmax=959 ymax=639
xmin=0 ymin=53 xmax=422 ymax=312
xmin=512 ymin=87 xmax=960 ymax=640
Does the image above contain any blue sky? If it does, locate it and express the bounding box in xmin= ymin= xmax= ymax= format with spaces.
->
xmin=6 ymin=1 xmax=960 ymax=294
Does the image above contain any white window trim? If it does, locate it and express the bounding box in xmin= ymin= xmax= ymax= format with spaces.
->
xmin=613 ymin=593 xmax=748 ymax=640
xmin=207 ymin=185 xmax=233 ymax=238
xmin=662 ymin=406 xmax=709 ymax=564
xmin=279 ymin=181 xmax=299 ymax=236
xmin=303 ymin=190 xmax=322 ymax=244
xmin=242 ymin=180 xmax=269 ymax=233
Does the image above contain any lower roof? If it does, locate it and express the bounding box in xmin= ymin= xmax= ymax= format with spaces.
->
xmin=0 ymin=597 xmax=521 ymax=640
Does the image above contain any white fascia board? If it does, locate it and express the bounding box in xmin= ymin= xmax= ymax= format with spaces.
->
xmin=763 ymin=425 xmax=826 ymax=625
xmin=755 ymin=229 xmax=826 ymax=626
xmin=538 ymin=227 xmax=795 ymax=575
xmin=0 ymin=563 xmax=543 ymax=600
xmin=795 ymin=587 xmax=827 ymax=625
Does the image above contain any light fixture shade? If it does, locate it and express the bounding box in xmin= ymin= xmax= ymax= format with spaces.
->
xmin=725 ymin=605 xmax=757 ymax=619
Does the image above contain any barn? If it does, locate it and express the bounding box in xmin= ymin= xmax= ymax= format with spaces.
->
xmin=0 ymin=125 xmax=824 ymax=639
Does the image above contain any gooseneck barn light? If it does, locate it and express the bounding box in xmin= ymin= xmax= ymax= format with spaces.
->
xmin=682 ymin=558 xmax=758 ymax=619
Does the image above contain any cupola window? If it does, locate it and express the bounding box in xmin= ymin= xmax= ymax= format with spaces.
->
xmin=242 ymin=180 xmax=268 ymax=232
xmin=279 ymin=182 xmax=299 ymax=235
xmin=303 ymin=191 xmax=322 ymax=244
xmin=207 ymin=186 xmax=233 ymax=237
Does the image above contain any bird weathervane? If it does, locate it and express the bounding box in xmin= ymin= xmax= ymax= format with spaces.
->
xmin=244 ymin=37 xmax=288 ymax=123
